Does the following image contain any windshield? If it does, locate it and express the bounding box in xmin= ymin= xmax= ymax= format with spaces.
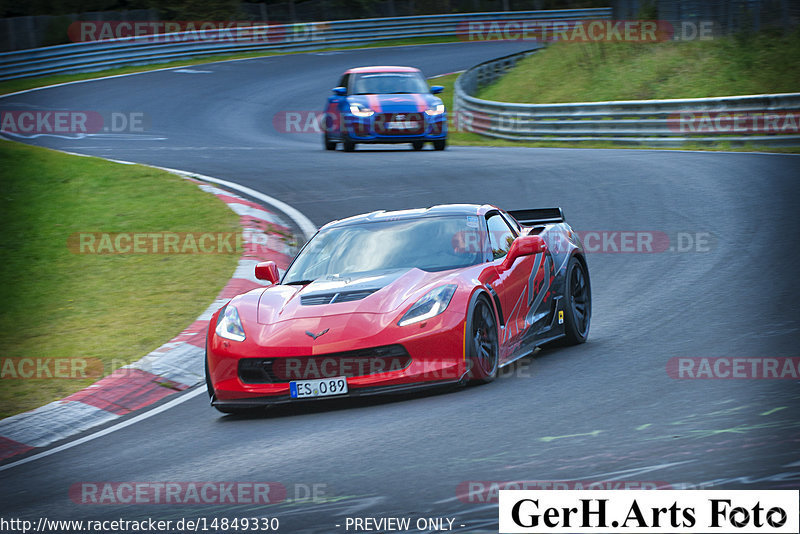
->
xmin=283 ymin=216 xmax=485 ymax=283
xmin=350 ymin=72 xmax=431 ymax=95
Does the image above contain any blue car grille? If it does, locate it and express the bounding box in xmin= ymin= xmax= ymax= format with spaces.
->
xmin=370 ymin=112 xmax=425 ymax=136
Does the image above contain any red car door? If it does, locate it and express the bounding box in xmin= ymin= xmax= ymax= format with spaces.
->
xmin=483 ymin=212 xmax=553 ymax=364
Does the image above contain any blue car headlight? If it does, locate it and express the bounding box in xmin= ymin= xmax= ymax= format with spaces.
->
xmin=425 ymin=103 xmax=446 ymax=116
xmin=349 ymin=102 xmax=374 ymax=117
xmin=398 ymin=285 xmax=457 ymax=326
xmin=215 ymin=305 xmax=246 ymax=342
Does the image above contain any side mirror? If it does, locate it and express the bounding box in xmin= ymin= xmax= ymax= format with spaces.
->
xmin=332 ymin=86 xmax=347 ymax=96
xmin=255 ymin=261 xmax=280 ymax=284
xmin=430 ymin=85 xmax=444 ymax=94
xmin=502 ymin=235 xmax=546 ymax=269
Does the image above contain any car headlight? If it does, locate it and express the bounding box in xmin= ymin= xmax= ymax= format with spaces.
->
xmin=424 ymin=103 xmax=445 ymax=116
xmin=349 ymin=102 xmax=374 ymax=117
xmin=398 ymin=284 xmax=457 ymax=326
xmin=215 ymin=305 xmax=246 ymax=342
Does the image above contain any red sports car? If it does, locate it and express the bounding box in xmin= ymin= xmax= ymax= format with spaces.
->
xmin=205 ymin=204 xmax=590 ymax=413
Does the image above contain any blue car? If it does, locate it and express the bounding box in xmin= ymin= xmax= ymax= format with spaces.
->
xmin=322 ymin=66 xmax=448 ymax=152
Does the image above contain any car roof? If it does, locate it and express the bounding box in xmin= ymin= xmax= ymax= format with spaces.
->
xmin=344 ymin=66 xmax=421 ymax=74
xmin=321 ymin=204 xmax=497 ymax=230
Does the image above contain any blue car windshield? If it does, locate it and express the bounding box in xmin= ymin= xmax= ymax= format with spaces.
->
xmin=350 ymin=72 xmax=431 ymax=95
xmin=283 ymin=216 xmax=486 ymax=283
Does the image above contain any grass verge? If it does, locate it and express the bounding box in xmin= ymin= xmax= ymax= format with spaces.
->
xmin=433 ymin=29 xmax=800 ymax=153
xmin=0 ymin=140 xmax=241 ymax=418
xmin=478 ymin=30 xmax=800 ymax=103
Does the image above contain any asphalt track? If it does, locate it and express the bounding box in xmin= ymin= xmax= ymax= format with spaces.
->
xmin=2 ymin=41 xmax=800 ymax=533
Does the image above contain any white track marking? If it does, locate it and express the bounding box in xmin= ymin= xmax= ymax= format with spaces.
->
xmin=0 ymin=132 xmax=167 ymax=140
xmin=0 ymin=387 xmax=206 ymax=472
xmin=173 ymin=69 xmax=213 ymax=74
xmin=0 ymin=65 xmax=206 ymax=99
xmin=150 ymin=165 xmax=317 ymax=240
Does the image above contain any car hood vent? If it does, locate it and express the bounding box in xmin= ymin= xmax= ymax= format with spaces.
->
xmin=300 ymin=288 xmax=379 ymax=306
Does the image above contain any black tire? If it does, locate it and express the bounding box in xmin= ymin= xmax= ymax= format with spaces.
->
xmin=466 ymin=293 xmax=499 ymax=384
xmin=342 ymin=139 xmax=356 ymax=152
xmin=561 ymin=255 xmax=591 ymax=345
xmin=323 ymin=133 xmax=336 ymax=150
xmin=433 ymin=139 xmax=447 ymax=151
xmin=412 ymin=141 xmax=424 ymax=151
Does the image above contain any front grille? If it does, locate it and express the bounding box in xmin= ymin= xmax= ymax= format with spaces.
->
xmin=238 ymin=345 xmax=411 ymax=383
xmin=374 ymin=112 xmax=425 ymax=135
xmin=300 ymin=288 xmax=378 ymax=306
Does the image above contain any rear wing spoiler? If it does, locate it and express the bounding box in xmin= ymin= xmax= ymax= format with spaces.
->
xmin=507 ymin=207 xmax=564 ymax=226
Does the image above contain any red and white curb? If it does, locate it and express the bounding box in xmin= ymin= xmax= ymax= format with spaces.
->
xmin=0 ymin=176 xmax=297 ymax=461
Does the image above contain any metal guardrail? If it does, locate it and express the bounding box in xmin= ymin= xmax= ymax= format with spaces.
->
xmin=454 ymin=50 xmax=800 ymax=146
xmin=0 ymin=9 xmax=611 ymax=81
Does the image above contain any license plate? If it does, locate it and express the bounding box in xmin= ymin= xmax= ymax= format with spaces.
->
xmin=290 ymin=376 xmax=348 ymax=399
xmin=386 ymin=121 xmax=420 ymax=129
